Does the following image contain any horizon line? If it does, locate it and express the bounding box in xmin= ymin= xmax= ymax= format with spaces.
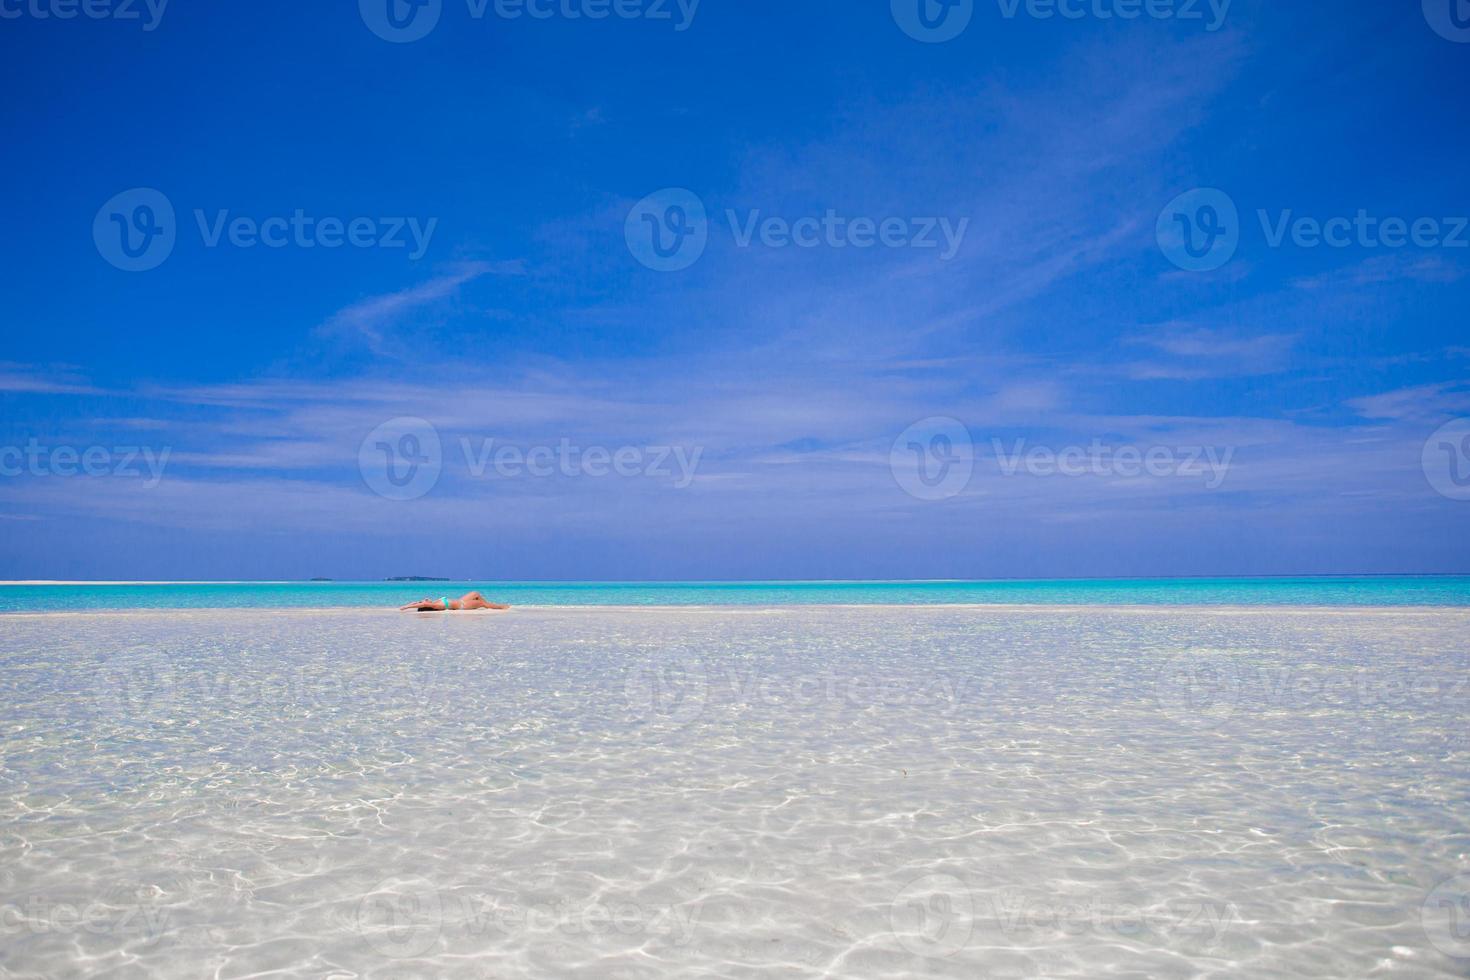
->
xmin=3 ymin=573 xmax=1469 ymax=587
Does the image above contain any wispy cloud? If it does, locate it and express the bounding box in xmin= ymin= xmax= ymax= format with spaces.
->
xmin=0 ymin=363 xmax=106 ymax=396
xmin=1293 ymin=254 xmax=1467 ymax=290
xmin=1122 ymin=325 xmax=1296 ymax=380
xmin=313 ymin=260 xmax=523 ymax=355
xmin=1348 ymin=382 xmax=1470 ymax=422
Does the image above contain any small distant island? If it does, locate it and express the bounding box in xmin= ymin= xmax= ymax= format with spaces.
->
xmin=309 ymin=577 xmax=333 ymax=582
xmin=384 ymin=576 xmax=451 ymax=582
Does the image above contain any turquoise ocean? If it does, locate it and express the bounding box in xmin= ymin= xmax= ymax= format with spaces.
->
xmin=3 ymin=576 xmax=1469 ymax=611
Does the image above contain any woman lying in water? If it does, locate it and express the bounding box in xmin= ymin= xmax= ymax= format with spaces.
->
xmin=398 ymin=591 xmax=511 ymax=612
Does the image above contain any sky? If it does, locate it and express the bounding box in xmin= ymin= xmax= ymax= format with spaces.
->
xmin=1 ymin=0 xmax=1468 ymax=581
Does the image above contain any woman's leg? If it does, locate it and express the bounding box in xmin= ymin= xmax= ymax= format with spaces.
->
xmin=459 ymin=592 xmax=510 ymax=610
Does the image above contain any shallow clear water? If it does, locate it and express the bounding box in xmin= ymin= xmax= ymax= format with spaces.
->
xmin=1 ymin=607 xmax=1468 ymax=977
xmin=3 ymin=576 xmax=1470 ymax=611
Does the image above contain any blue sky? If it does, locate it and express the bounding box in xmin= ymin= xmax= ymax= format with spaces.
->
xmin=1 ymin=0 xmax=1468 ymax=580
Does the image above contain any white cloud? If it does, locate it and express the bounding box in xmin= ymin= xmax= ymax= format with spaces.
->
xmin=313 ymin=260 xmax=524 ymax=355
xmin=1347 ymin=383 xmax=1470 ymax=422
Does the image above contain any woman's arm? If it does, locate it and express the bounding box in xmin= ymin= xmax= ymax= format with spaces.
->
xmin=398 ymin=598 xmax=447 ymax=611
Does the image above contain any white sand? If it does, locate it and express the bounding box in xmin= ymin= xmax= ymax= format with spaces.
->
xmin=1 ymin=606 xmax=1467 ymax=978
